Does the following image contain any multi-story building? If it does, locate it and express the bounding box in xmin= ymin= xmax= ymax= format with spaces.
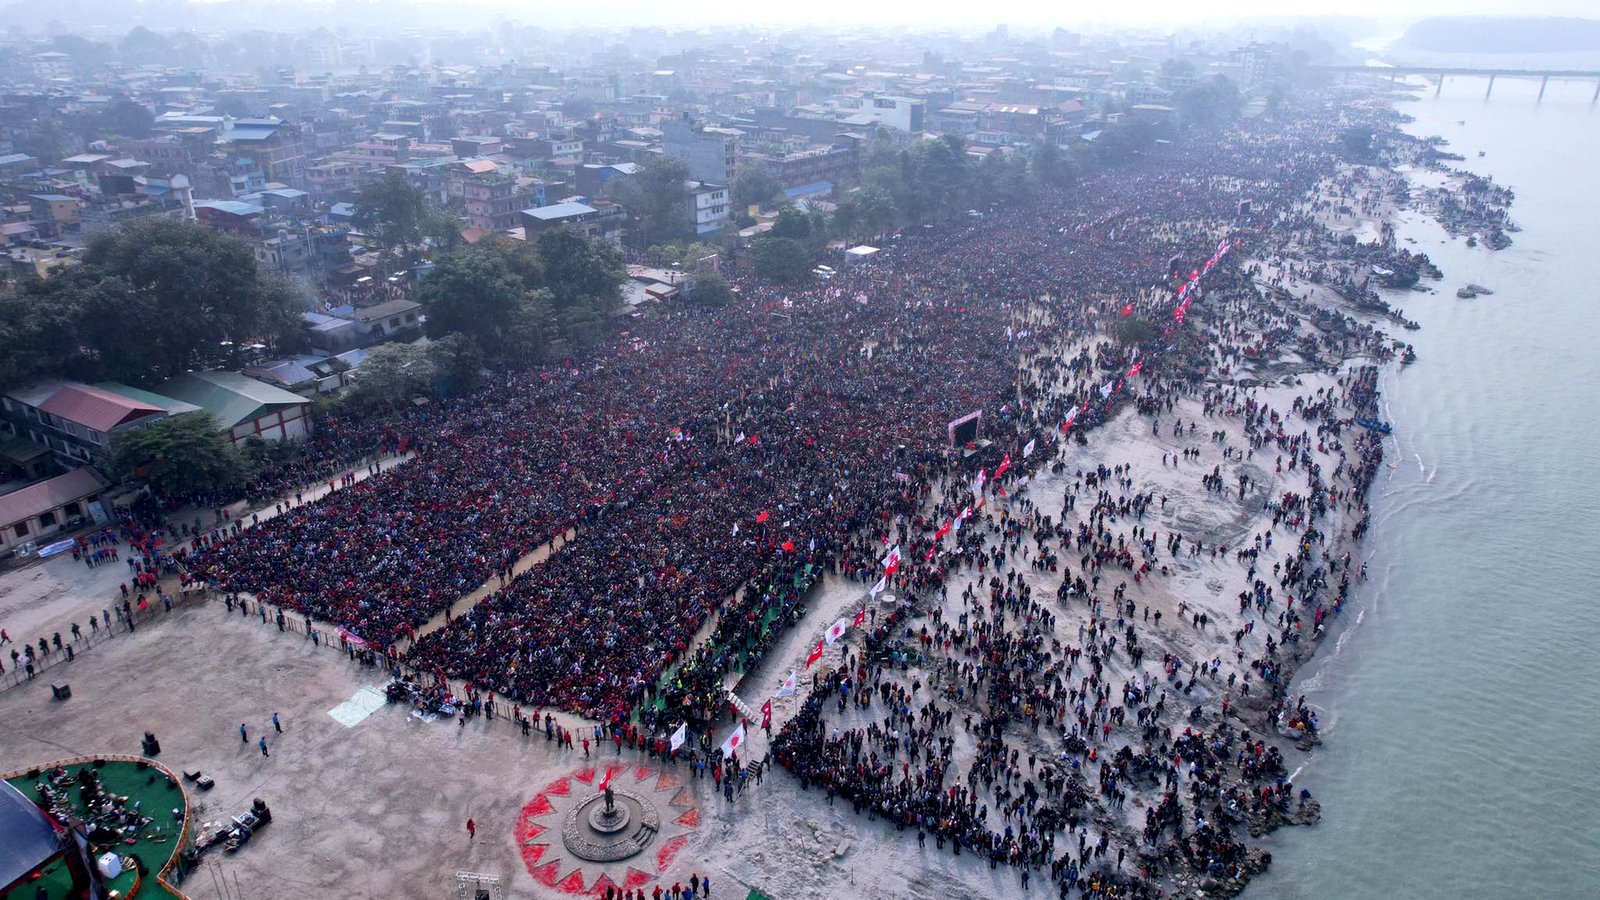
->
xmin=0 ymin=380 xmax=197 ymax=470
xmin=837 ymin=95 xmax=926 ymax=134
xmin=685 ymin=181 xmax=729 ymax=236
xmin=662 ymin=120 xmax=740 ymax=185
xmin=455 ymin=164 xmax=543 ymax=233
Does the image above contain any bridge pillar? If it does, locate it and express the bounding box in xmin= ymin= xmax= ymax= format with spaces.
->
xmin=1594 ymin=77 xmax=1599 ymax=103
xmin=1485 ymin=74 xmax=1495 ymax=99
xmin=1538 ymin=75 xmax=1549 ymax=101
xmin=1436 ymin=76 xmax=1444 ymax=97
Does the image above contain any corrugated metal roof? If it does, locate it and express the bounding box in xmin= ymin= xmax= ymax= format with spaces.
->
xmin=0 ymin=466 xmax=107 ymax=527
xmin=37 ymin=382 xmax=166 ymax=432
xmin=155 ymin=371 xmax=308 ymax=430
xmin=524 ymin=201 xmax=596 ymax=220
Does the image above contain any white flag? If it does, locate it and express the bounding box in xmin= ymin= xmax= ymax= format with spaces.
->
xmin=777 ymin=670 xmax=797 ymax=698
xmin=1064 ymin=407 xmax=1078 ymax=427
xmin=869 ymin=576 xmax=887 ymax=596
xmin=880 ymin=545 xmax=900 ymax=567
xmin=732 ymin=521 xmax=740 ymax=536
xmin=670 ymin=722 xmax=687 ymax=752
xmin=1023 ymin=438 xmax=1036 ymax=458
xmin=824 ymin=617 xmax=848 ymax=645
xmin=719 ymin=722 xmax=747 ymax=758
xmin=1100 ymin=380 xmax=1115 ymax=398
xmin=735 ymin=431 xmax=745 ymax=443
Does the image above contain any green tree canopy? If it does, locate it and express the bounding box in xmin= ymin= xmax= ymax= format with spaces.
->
xmin=750 ymin=236 xmax=810 ymax=283
xmin=689 ymin=273 xmax=735 ymax=307
xmin=613 ymin=156 xmax=693 ymax=248
xmin=535 ymin=227 xmax=625 ymax=315
xmin=768 ymin=207 xmax=815 ymax=243
xmin=415 ymin=246 xmax=528 ymax=354
xmin=97 ymin=98 xmax=154 ymax=140
xmin=113 ymin=412 xmax=245 ymax=500
xmin=731 ymin=162 xmax=783 ymax=212
xmin=1178 ymin=76 xmax=1243 ymax=130
xmin=63 ymin=218 xmax=302 ymax=385
xmin=349 ymin=341 xmax=437 ymax=409
xmin=353 ymin=173 xmax=430 ymax=257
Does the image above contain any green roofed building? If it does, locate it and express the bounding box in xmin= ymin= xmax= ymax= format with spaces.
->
xmin=153 ymin=371 xmax=312 ymax=445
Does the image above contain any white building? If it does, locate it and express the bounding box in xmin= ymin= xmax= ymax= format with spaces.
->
xmin=838 ymin=95 xmax=926 ymax=134
xmin=685 ymin=182 xmax=730 ymax=236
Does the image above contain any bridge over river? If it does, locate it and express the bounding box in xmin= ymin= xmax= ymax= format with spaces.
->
xmin=1316 ymin=65 xmax=1600 ymax=101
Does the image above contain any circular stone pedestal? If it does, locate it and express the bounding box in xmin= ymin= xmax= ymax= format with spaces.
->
xmin=562 ymin=789 xmax=661 ymax=862
xmin=587 ymin=804 xmax=631 ymax=834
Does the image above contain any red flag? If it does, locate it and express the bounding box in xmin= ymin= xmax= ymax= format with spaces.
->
xmin=805 ymin=640 xmax=824 ymax=668
xmin=760 ymin=699 xmax=772 ymax=729
xmin=756 ymin=510 xmax=770 ymax=524
xmin=598 ymin=767 xmax=614 ymax=791
xmin=924 ymin=545 xmax=936 ymax=561
xmin=781 ymin=539 xmax=795 ymax=553
xmin=995 ymin=453 xmax=1011 ymax=478
xmin=934 ymin=520 xmax=951 ymax=540
xmin=748 ymin=434 xmax=759 ymax=446
xmin=1128 ymin=360 xmax=1143 ymax=377
xmin=1120 ymin=303 xmax=1134 ymax=316
xmin=852 ymin=606 xmax=866 ymax=628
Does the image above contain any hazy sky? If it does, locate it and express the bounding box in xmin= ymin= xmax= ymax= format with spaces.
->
xmin=433 ymin=0 xmax=1598 ymax=29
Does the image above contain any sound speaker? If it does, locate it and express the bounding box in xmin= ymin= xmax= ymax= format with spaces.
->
xmin=51 ymin=681 xmax=71 ymax=700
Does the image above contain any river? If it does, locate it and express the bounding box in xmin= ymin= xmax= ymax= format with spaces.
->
xmin=1248 ymin=77 xmax=1600 ymax=899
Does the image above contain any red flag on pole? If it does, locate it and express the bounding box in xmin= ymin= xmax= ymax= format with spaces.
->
xmin=995 ymin=453 xmax=1011 ymax=478
xmin=756 ymin=510 xmax=770 ymax=524
xmin=781 ymin=539 xmax=795 ymax=553
xmin=760 ymin=699 xmax=772 ymax=729
xmin=934 ymin=520 xmax=951 ymax=540
xmin=1120 ymin=303 xmax=1134 ymax=316
xmin=598 ymin=767 xmax=614 ymax=792
xmin=852 ymin=606 xmax=866 ymax=627
xmin=805 ymin=640 xmax=824 ymax=668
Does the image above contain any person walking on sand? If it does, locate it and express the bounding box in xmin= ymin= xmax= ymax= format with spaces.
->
xmin=240 ymin=723 xmax=248 ymax=743
xmin=272 ymin=712 xmax=282 ymax=733
xmin=258 ymin=737 xmax=269 ymax=758
xmin=466 ymin=818 xmax=476 ymax=840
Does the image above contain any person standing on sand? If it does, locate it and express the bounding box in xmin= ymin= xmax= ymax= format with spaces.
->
xmin=466 ymin=817 xmax=476 ymax=839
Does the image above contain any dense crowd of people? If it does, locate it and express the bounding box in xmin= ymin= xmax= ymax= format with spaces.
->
xmin=179 ymin=91 xmax=1438 ymax=894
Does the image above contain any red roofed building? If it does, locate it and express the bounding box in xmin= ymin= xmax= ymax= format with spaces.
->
xmin=1 ymin=380 xmax=199 ymax=470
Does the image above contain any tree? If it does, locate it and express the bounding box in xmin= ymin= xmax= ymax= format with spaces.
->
xmin=613 ymin=156 xmax=692 ymax=249
xmin=768 ymin=207 xmax=814 ymax=243
xmin=689 ymin=273 xmax=734 ymax=307
xmin=415 ymin=246 xmax=527 ymax=354
xmin=427 ymin=332 xmax=485 ymax=394
xmin=731 ymin=162 xmax=783 ymax=212
xmin=76 ymin=218 xmax=302 ymax=385
xmin=353 ymin=173 xmax=430 ymax=258
xmin=1032 ymin=140 xmax=1077 ymax=189
xmin=114 ymin=413 xmax=245 ymax=500
xmin=98 ymin=99 xmax=154 ymax=140
xmin=535 ymin=227 xmax=625 ymax=315
xmin=119 ymin=27 xmax=174 ymax=66
xmin=349 ymin=342 xmax=437 ymax=409
xmin=750 ymin=237 xmax=810 ymax=283
xmin=0 ymin=275 xmax=94 ymax=395
xmin=1177 ymin=76 xmax=1243 ymax=130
